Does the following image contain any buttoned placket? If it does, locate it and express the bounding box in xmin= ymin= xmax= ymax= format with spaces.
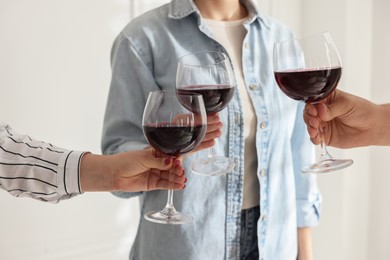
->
xmin=258 ymin=105 xmax=270 ymax=259
xmin=242 ymin=24 xmax=271 ymax=259
xmin=226 ymin=99 xmax=244 ymax=260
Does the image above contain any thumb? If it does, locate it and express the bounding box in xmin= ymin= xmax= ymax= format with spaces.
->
xmin=142 ymin=156 xmax=172 ymax=170
xmin=318 ymin=97 xmax=347 ymax=122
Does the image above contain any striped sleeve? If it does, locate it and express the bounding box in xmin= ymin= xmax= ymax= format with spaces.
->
xmin=0 ymin=122 xmax=86 ymax=203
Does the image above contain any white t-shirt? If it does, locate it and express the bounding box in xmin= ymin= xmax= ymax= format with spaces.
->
xmin=205 ymin=18 xmax=259 ymax=210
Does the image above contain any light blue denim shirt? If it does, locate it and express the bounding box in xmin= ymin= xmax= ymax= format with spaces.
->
xmin=102 ymin=0 xmax=321 ymax=259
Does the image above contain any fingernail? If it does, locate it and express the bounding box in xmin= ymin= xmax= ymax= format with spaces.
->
xmin=164 ymin=158 xmax=171 ymax=165
xmin=175 ymin=160 xmax=181 ymax=166
xmin=182 ymin=184 xmax=186 ymax=189
xmin=184 ymin=178 xmax=187 ymax=183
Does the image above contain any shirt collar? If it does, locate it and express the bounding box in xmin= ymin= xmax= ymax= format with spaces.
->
xmin=168 ymin=0 xmax=271 ymax=29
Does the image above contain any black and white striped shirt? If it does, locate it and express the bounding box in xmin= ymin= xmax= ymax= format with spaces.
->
xmin=0 ymin=122 xmax=85 ymax=203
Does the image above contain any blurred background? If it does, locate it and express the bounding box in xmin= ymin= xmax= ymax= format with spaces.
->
xmin=0 ymin=0 xmax=389 ymax=259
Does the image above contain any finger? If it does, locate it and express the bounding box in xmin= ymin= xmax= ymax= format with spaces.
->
xmin=206 ymin=113 xmax=221 ymax=124
xmin=304 ymin=103 xmax=318 ymax=117
xmin=193 ymin=139 xmax=215 ymax=152
xmin=303 ymin=105 xmax=315 ymax=128
xmin=159 ymin=169 xmax=186 ymax=183
xmin=173 ymin=160 xmax=185 ymax=176
xmin=206 ymin=121 xmax=223 ymax=133
xmin=155 ymin=180 xmax=185 ymax=190
xmin=307 ymin=123 xmax=319 ymax=139
xmin=203 ymin=129 xmax=222 ymax=142
xmin=303 ymin=112 xmax=310 ymax=125
xmin=317 ymin=103 xmax=332 ymax=121
xmin=318 ymin=91 xmax=349 ymax=122
xmin=142 ymin=155 xmax=173 ymax=171
xmin=310 ymin=134 xmax=321 ymax=145
xmin=308 ymin=117 xmax=320 ymax=129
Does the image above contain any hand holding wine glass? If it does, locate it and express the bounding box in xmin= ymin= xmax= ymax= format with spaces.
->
xmin=142 ymin=90 xmax=207 ymax=224
xmin=176 ymin=51 xmax=236 ymax=176
xmin=273 ymin=32 xmax=353 ymax=173
xmin=180 ymin=113 xmax=223 ymax=156
xmin=304 ymin=89 xmax=390 ymax=148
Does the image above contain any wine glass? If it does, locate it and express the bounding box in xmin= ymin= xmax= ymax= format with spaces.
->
xmin=273 ymin=31 xmax=353 ymax=174
xmin=142 ymin=90 xmax=207 ymax=224
xmin=176 ymin=51 xmax=236 ymax=176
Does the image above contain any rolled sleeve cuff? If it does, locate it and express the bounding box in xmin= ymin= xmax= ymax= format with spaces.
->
xmin=58 ymin=150 xmax=87 ymax=196
xmin=296 ymin=193 xmax=322 ymax=227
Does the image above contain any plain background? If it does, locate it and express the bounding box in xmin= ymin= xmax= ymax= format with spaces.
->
xmin=1 ymin=0 xmax=389 ymax=259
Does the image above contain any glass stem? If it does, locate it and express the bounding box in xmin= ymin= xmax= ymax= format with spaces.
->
xmin=318 ymin=120 xmax=333 ymax=162
xmin=162 ymin=163 xmax=177 ymax=216
xmin=166 ymin=190 xmax=174 ymax=208
xmin=208 ymin=147 xmax=216 ymax=158
xmin=161 ymin=190 xmax=177 ymax=216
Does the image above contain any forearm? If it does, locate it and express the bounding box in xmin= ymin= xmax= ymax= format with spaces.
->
xmin=297 ymin=227 xmax=313 ymax=260
xmin=375 ymin=103 xmax=390 ymax=146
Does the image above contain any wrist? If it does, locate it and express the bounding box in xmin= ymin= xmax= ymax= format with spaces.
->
xmin=80 ymin=153 xmax=115 ymax=192
xmin=297 ymin=227 xmax=313 ymax=260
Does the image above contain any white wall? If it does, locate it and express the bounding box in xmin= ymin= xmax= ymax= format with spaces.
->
xmin=0 ymin=1 xmax=139 ymax=259
xmin=1 ymin=0 xmax=390 ymax=260
xmin=368 ymin=0 xmax=390 ymax=259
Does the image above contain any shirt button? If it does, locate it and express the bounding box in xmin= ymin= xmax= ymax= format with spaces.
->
xmin=244 ymin=42 xmax=249 ymax=49
xmin=260 ymin=122 xmax=267 ymax=129
xmin=234 ymin=158 xmax=239 ymax=171
xmin=249 ymin=83 xmax=257 ymax=90
xmin=260 ymin=215 xmax=266 ymax=222
xmin=260 ymin=169 xmax=266 ymax=177
xmin=235 ymin=112 xmax=240 ymax=125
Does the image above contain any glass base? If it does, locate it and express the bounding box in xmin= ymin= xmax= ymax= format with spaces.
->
xmin=302 ymin=158 xmax=353 ymax=174
xmin=191 ymin=156 xmax=235 ymax=176
xmin=144 ymin=207 xmax=192 ymax=225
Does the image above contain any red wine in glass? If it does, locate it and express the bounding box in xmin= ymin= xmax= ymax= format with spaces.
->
xmin=273 ymin=32 xmax=353 ymax=174
xmin=143 ymin=124 xmax=206 ymax=156
xmin=274 ymin=67 xmax=342 ymax=103
xmin=177 ymin=84 xmax=234 ymax=114
xmin=142 ymin=90 xmax=207 ymax=224
xmin=176 ymin=51 xmax=236 ymax=176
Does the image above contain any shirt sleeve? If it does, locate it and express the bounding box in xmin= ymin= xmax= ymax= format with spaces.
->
xmin=291 ymin=103 xmax=322 ymax=227
xmin=0 ymin=122 xmax=86 ymax=203
xmin=102 ymin=32 xmax=159 ymax=199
